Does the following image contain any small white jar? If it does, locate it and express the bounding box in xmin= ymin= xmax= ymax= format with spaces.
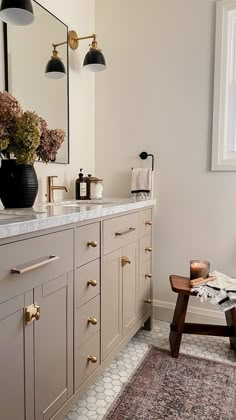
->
xmin=90 ymin=179 xmax=103 ymax=200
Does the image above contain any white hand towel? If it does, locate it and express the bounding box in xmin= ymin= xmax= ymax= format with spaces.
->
xmin=131 ymin=168 xmax=152 ymax=200
xmin=131 ymin=168 xmax=152 ymax=192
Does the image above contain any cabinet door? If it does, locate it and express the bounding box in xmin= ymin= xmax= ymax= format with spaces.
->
xmin=101 ymin=249 xmax=122 ymax=361
xmin=0 ymin=291 xmax=34 ymax=420
xmin=122 ymin=241 xmax=139 ymax=337
xmin=34 ymin=273 xmax=73 ymax=420
xmin=139 ymin=259 xmax=152 ymax=319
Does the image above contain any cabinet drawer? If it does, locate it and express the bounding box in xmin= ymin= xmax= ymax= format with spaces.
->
xmin=0 ymin=229 xmax=73 ymax=304
xmin=75 ymin=260 xmax=100 ymax=309
xmin=75 ymin=331 xmax=100 ymax=390
xmin=140 ymin=209 xmax=153 ymax=237
xmin=140 ymin=235 xmax=152 ymax=263
xmin=103 ymin=213 xmax=139 ymax=255
xmin=75 ymin=295 xmax=100 ymax=349
xmin=139 ymin=260 xmax=152 ymax=319
xmin=76 ymin=223 xmax=100 ymax=267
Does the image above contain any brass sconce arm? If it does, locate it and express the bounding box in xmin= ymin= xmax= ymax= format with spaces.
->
xmin=51 ymin=31 xmax=98 ymax=52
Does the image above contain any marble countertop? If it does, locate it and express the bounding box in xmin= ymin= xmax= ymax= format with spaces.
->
xmin=0 ymin=198 xmax=156 ymax=239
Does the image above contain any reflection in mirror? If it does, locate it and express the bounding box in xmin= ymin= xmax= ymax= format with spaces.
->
xmin=4 ymin=0 xmax=69 ymax=164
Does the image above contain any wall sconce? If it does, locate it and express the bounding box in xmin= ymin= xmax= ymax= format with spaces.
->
xmin=0 ymin=0 xmax=34 ymax=26
xmin=45 ymin=30 xmax=106 ymax=79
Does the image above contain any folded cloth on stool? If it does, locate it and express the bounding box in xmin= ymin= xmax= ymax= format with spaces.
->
xmin=191 ymin=270 xmax=236 ymax=311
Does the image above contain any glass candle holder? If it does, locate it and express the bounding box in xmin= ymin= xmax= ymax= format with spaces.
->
xmin=190 ymin=260 xmax=210 ymax=280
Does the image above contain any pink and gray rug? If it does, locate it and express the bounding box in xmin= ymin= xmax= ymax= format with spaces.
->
xmin=105 ymin=346 xmax=236 ymax=419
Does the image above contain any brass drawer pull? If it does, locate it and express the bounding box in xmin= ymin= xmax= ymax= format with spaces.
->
xmin=88 ymin=317 xmax=98 ymax=325
xmin=87 ymin=355 xmax=97 ymax=363
xmin=145 ymin=247 xmax=152 ymax=253
xmin=144 ymin=299 xmax=152 ymax=304
xmin=11 ymin=255 xmax=60 ymax=275
xmin=87 ymin=279 xmax=97 ymax=287
xmin=25 ymin=304 xmax=40 ymax=325
xmin=115 ymin=227 xmax=136 ymax=236
xmin=145 ymin=273 xmax=152 ymax=279
xmin=121 ymin=256 xmax=131 ymax=267
xmin=145 ymin=220 xmax=152 ymax=226
xmin=87 ymin=240 xmax=98 ymax=248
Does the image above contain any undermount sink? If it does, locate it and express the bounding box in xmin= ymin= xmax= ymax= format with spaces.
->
xmin=0 ymin=213 xmax=23 ymax=221
xmin=46 ymin=200 xmax=112 ymax=207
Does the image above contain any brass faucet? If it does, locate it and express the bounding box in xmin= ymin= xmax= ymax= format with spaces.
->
xmin=46 ymin=176 xmax=68 ymax=203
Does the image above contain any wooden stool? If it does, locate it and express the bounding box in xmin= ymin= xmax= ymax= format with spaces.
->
xmin=169 ymin=275 xmax=236 ymax=358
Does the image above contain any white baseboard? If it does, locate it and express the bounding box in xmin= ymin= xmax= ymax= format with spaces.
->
xmin=153 ymin=299 xmax=225 ymax=325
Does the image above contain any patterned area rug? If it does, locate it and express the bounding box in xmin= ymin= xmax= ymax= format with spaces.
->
xmin=104 ymin=346 xmax=236 ymax=420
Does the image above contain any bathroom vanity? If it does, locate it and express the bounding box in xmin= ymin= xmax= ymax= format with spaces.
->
xmin=0 ymin=198 xmax=155 ymax=420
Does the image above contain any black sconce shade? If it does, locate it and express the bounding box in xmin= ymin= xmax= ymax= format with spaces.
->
xmin=0 ymin=0 xmax=34 ymax=26
xmin=45 ymin=57 xmax=66 ymax=79
xmin=83 ymin=48 xmax=106 ymax=72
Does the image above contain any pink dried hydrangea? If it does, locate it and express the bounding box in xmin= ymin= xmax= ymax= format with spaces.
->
xmin=37 ymin=122 xmax=65 ymax=163
xmin=0 ymin=91 xmax=65 ymax=164
xmin=0 ymin=91 xmax=22 ymax=152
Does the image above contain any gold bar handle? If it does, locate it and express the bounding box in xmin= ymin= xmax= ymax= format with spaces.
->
xmin=121 ymin=256 xmax=132 ymax=267
xmin=145 ymin=247 xmax=152 ymax=253
xmin=145 ymin=220 xmax=152 ymax=226
xmin=87 ymin=240 xmax=98 ymax=248
xmin=145 ymin=273 xmax=152 ymax=278
xmin=115 ymin=227 xmax=136 ymax=236
xmin=144 ymin=299 xmax=152 ymax=304
xmin=87 ymin=355 xmax=97 ymax=363
xmin=88 ymin=317 xmax=98 ymax=325
xmin=87 ymin=279 xmax=97 ymax=287
xmin=11 ymin=255 xmax=60 ymax=275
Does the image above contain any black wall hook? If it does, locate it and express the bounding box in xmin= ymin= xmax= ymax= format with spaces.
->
xmin=139 ymin=152 xmax=154 ymax=171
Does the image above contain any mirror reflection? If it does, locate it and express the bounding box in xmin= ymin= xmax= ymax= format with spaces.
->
xmin=4 ymin=0 xmax=69 ymax=164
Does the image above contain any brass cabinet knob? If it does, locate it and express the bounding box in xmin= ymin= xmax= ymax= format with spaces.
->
xmin=145 ymin=220 xmax=152 ymax=226
xmin=145 ymin=247 xmax=152 ymax=253
xmin=88 ymin=317 xmax=98 ymax=325
xmin=144 ymin=299 xmax=152 ymax=304
xmin=87 ymin=279 xmax=97 ymax=287
xmin=87 ymin=240 xmax=98 ymax=248
xmin=34 ymin=308 xmax=40 ymax=321
xmin=25 ymin=304 xmax=40 ymax=325
xmin=87 ymin=355 xmax=97 ymax=363
xmin=145 ymin=273 xmax=152 ymax=279
xmin=121 ymin=256 xmax=131 ymax=267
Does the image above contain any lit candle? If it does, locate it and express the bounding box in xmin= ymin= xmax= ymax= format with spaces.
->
xmin=190 ymin=260 xmax=210 ymax=280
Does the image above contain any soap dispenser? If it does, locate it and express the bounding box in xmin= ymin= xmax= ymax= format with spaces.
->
xmin=75 ymin=169 xmax=87 ymax=200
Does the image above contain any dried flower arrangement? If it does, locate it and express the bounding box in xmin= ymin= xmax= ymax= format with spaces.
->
xmin=0 ymin=91 xmax=65 ymax=164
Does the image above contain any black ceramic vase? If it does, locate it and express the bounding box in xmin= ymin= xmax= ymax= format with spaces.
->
xmin=0 ymin=159 xmax=38 ymax=208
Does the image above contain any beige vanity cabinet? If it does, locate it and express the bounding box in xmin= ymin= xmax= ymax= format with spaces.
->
xmin=101 ymin=213 xmax=140 ymax=361
xmin=0 ymin=229 xmax=73 ymax=420
xmin=0 ymin=204 xmax=154 ymax=420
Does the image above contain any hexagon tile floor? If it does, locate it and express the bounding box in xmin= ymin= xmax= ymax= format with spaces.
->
xmin=64 ymin=320 xmax=236 ymax=420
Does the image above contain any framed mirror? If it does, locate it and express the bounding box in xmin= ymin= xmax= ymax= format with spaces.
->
xmin=3 ymin=0 xmax=69 ymax=164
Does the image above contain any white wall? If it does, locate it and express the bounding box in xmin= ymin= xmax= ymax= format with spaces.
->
xmin=95 ymin=0 xmax=236 ymax=322
xmin=0 ymin=0 xmax=95 ymax=202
